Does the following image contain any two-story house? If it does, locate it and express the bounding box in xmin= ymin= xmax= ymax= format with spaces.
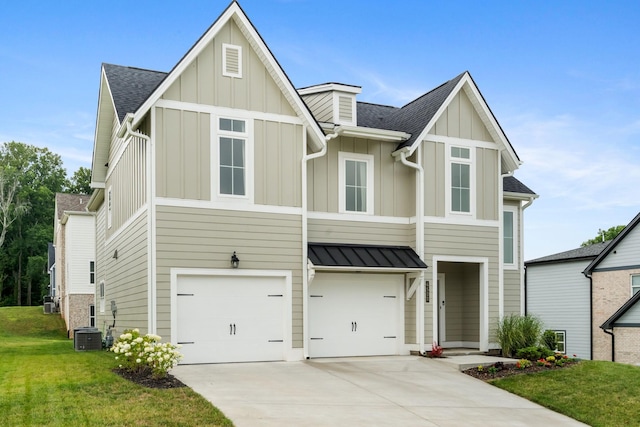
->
xmin=54 ymin=193 xmax=96 ymax=337
xmin=89 ymin=1 xmax=536 ymax=363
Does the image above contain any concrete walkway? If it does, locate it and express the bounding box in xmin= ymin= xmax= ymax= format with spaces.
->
xmin=173 ymin=356 xmax=587 ymax=427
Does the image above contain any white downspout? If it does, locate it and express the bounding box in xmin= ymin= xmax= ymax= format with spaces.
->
xmin=121 ymin=116 xmax=155 ymax=334
xmin=301 ymin=128 xmax=340 ymax=359
xmin=397 ymin=147 xmax=426 ymax=354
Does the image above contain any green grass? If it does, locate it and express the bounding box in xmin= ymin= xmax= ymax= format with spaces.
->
xmin=492 ymin=360 xmax=640 ymax=426
xmin=0 ymin=306 xmax=233 ymax=427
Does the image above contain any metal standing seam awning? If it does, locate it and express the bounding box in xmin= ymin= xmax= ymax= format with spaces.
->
xmin=308 ymin=243 xmax=428 ymax=272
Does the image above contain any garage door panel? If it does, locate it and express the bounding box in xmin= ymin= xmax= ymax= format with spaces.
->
xmin=309 ymin=273 xmax=402 ymax=358
xmin=177 ymin=274 xmax=286 ymax=364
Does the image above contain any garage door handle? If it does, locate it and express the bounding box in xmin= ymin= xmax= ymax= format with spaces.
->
xmin=352 ymin=321 xmax=357 ymax=332
xmin=230 ymin=323 xmax=236 ymax=335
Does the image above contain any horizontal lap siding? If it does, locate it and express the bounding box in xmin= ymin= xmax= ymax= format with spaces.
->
xmin=155 ymin=206 xmax=303 ymax=345
xmin=503 ymin=269 xmax=521 ymax=316
xmin=98 ymin=209 xmax=149 ymax=335
xmin=425 ymin=223 xmax=499 ymax=342
xmin=527 ymin=261 xmax=591 ymax=359
xmin=308 ymin=219 xmax=414 ymax=247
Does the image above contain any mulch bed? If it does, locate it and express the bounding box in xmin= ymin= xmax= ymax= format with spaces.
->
xmin=113 ymin=368 xmax=186 ymax=389
xmin=463 ymin=361 xmax=579 ymax=381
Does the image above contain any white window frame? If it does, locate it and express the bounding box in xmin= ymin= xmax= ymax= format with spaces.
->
xmin=99 ymin=281 xmax=105 ymax=313
xmin=446 ymin=144 xmax=475 ymax=217
xmin=631 ymin=274 xmax=640 ymax=296
xmin=338 ymin=151 xmax=374 ymax=215
xmin=554 ymin=330 xmax=566 ymax=354
xmin=503 ymin=206 xmax=518 ymax=269
xmin=107 ymin=186 xmax=113 ymax=229
xmin=222 ymin=43 xmax=242 ymax=78
xmin=212 ymin=115 xmax=254 ymax=203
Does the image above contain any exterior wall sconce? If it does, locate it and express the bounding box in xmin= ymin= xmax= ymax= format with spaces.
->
xmin=113 ymin=250 xmax=118 ymax=260
xmin=231 ymin=251 xmax=240 ymax=268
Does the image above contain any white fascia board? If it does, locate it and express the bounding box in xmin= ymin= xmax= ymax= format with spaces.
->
xmin=131 ymin=3 xmax=326 ymax=152
xmin=298 ymin=83 xmax=362 ymax=96
xmin=86 ymin=188 xmax=104 ymax=212
xmin=335 ymin=125 xmax=411 ymax=142
xmin=91 ymin=68 xmax=116 ymax=185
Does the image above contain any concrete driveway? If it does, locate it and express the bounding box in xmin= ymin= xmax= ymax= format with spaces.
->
xmin=173 ymin=356 xmax=587 ymax=426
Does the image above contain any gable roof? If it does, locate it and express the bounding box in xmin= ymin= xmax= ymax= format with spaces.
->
xmin=583 ymin=211 xmax=640 ymax=275
xmin=102 ymin=64 xmax=167 ymax=123
xmin=600 ymin=290 xmax=640 ymax=329
xmin=127 ymin=1 xmax=326 ymax=152
xmin=55 ymin=193 xmax=89 ymax=220
xmin=526 ymin=241 xmax=609 ymax=266
xmin=355 ymin=72 xmax=520 ymax=173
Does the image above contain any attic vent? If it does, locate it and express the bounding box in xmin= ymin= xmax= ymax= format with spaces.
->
xmin=223 ymin=44 xmax=242 ymax=78
xmin=338 ymin=95 xmax=353 ymax=123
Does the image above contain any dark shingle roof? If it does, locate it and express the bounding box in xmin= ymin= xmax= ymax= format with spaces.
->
xmin=55 ymin=193 xmax=89 ymax=219
xmin=103 ymin=63 xmax=168 ymax=122
xmin=525 ymin=241 xmax=609 ymax=265
xmin=601 ymin=291 xmax=640 ymax=329
xmin=504 ymin=176 xmax=536 ymax=195
xmin=355 ymin=72 xmax=466 ymax=150
xmin=308 ymin=243 xmax=428 ymax=270
xmin=584 ymin=211 xmax=640 ymax=274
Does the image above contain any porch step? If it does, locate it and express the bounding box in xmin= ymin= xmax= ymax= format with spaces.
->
xmin=442 ymin=348 xmax=485 ymax=356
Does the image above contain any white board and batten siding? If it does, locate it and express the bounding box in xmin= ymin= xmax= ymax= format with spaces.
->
xmin=596 ymin=228 xmax=640 ymax=270
xmin=526 ymin=260 xmax=591 ymax=359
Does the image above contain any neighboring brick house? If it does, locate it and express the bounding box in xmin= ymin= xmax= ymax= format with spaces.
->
xmin=584 ymin=212 xmax=640 ymax=364
xmin=54 ymin=193 xmax=96 ymax=338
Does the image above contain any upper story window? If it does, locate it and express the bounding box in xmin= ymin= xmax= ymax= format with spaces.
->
xmin=222 ymin=44 xmax=242 ymax=78
xmin=89 ymin=261 xmax=95 ymax=284
xmin=216 ymin=117 xmax=252 ymax=200
xmin=632 ymin=275 xmax=640 ymax=296
xmin=339 ymin=152 xmax=374 ymax=215
xmin=450 ymin=146 xmax=472 ymax=214
xmin=503 ymin=206 xmax=518 ymax=268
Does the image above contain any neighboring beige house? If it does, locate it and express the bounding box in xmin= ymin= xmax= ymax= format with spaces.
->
xmin=584 ymin=212 xmax=640 ymax=364
xmin=54 ymin=193 xmax=96 ymax=338
xmin=88 ymin=1 xmax=536 ymax=363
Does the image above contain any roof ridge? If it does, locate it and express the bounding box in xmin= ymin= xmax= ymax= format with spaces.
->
xmin=357 ymin=101 xmax=399 ymax=109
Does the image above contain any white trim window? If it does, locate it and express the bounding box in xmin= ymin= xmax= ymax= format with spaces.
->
xmin=107 ymin=186 xmax=113 ymax=229
xmin=554 ymin=330 xmax=566 ymax=353
xmin=503 ymin=206 xmax=518 ymax=268
xmin=215 ymin=117 xmax=253 ymax=201
xmin=338 ymin=152 xmax=374 ymax=215
xmin=89 ymin=304 xmax=95 ymax=328
xmin=222 ymin=43 xmax=242 ymax=78
xmin=448 ymin=146 xmax=474 ymax=215
xmin=99 ymin=281 xmax=105 ymax=313
xmin=632 ymin=275 xmax=640 ymax=296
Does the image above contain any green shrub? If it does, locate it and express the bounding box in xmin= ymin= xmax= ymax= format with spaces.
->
xmin=516 ymin=346 xmax=554 ymax=361
xmin=496 ymin=314 xmax=544 ymax=357
xmin=542 ymin=329 xmax=558 ymax=350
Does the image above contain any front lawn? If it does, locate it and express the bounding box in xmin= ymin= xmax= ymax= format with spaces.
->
xmin=492 ymin=360 xmax=640 ymax=427
xmin=0 ymin=306 xmax=232 ymax=426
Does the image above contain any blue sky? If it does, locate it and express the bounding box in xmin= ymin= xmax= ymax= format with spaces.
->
xmin=1 ymin=0 xmax=639 ymax=260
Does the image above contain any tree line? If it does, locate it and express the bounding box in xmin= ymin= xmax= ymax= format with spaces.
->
xmin=0 ymin=141 xmax=91 ymax=306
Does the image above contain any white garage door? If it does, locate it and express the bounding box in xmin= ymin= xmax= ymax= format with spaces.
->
xmin=309 ymin=273 xmax=403 ymax=358
xmin=177 ymin=274 xmax=286 ymax=364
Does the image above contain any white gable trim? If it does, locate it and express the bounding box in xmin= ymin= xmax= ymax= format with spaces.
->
xmin=131 ymin=2 xmax=326 ymax=152
xmin=405 ymin=72 xmax=520 ymax=173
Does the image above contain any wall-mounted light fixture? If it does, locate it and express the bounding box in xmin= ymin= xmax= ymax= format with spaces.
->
xmin=113 ymin=250 xmax=118 ymax=260
xmin=230 ymin=251 xmax=240 ymax=269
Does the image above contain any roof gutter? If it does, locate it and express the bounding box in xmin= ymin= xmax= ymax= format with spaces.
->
xmin=394 ymin=146 xmax=426 ymax=354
